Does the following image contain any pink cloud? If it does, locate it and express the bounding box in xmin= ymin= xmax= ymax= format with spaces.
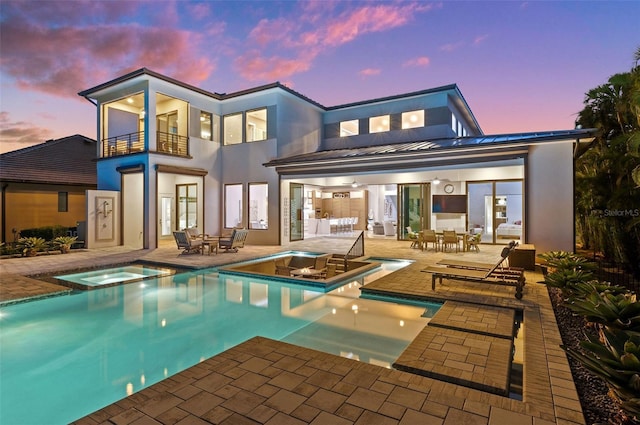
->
xmin=403 ymin=56 xmax=431 ymax=68
xmin=0 ymin=8 xmax=216 ymax=98
xmin=0 ymin=112 xmax=53 ymax=153
xmin=359 ymin=68 xmax=381 ymax=77
xmin=234 ymin=51 xmax=312 ymax=81
xmin=440 ymin=41 xmax=464 ymax=52
xmin=235 ymin=2 xmax=435 ymax=83
xmin=473 ymin=34 xmax=489 ymax=45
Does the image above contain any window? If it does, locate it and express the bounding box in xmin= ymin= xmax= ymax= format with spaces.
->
xmin=246 ymin=109 xmax=267 ymax=142
xmin=248 ymin=183 xmax=268 ymax=229
xmin=401 ymin=110 xmax=424 ymax=129
xmin=369 ymin=115 xmax=390 ymax=133
xmin=225 ymin=184 xmax=243 ymax=228
xmin=58 ymin=192 xmax=68 ymax=212
xmin=177 ymin=184 xmax=197 ymax=230
xmin=223 ymin=113 xmax=243 ymax=145
xmin=451 ymin=114 xmax=458 ymax=134
xmin=340 ymin=120 xmax=359 ymax=137
xmin=200 ymin=111 xmax=213 ymax=140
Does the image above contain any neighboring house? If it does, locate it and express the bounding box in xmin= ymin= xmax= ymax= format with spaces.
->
xmin=78 ymin=68 xmax=596 ymax=253
xmin=0 ymin=135 xmax=97 ymax=243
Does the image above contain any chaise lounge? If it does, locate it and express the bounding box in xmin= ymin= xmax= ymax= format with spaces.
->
xmin=422 ymin=243 xmax=525 ymax=299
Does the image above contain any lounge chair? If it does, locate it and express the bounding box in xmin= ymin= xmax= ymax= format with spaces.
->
xmin=218 ymin=228 xmax=249 ymax=252
xmin=184 ymin=227 xmax=208 ymax=240
xmin=437 ymin=242 xmax=518 ymax=270
xmin=422 ymin=244 xmax=525 ymax=299
xmin=173 ymin=231 xmax=204 ymax=254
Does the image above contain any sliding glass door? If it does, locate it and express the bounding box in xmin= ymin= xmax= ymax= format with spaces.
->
xmin=467 ymin=180 xmax=523 ymax=244
xmin=290 ymin=183 xmax=304 ymax=241
xmin=398 ymin=183 xmax=431 ymax=239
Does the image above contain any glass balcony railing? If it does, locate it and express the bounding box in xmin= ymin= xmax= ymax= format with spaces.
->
xmin=101 ymin=131 xmax=189 ymax=158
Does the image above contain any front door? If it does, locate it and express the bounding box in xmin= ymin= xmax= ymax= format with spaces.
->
xmin=160 ymin=196 xmax=173 ymax=237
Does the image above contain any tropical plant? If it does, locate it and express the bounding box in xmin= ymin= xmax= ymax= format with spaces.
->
xmin=52 ymin=236 xmax=77 ymax=254
xmin=567 ymin=289 xmax=640 ymax=334
xmin=545 ymin=268 xmax=595 ymax=297
xmin=563 ymin=329 xmax=640 ymax=421
xmin=16 ymin=237 xmax=48 ymax=257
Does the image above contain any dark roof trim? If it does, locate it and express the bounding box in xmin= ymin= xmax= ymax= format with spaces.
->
xmin=325 ymin=84 xmax=458 ymax=110
xmin=155 ymin=164 xmax=208 ymax=176
xmin=78 ymin=68 xmax=325 ymax=109
xmin=117 ymin=164 xmax=145 ymax=174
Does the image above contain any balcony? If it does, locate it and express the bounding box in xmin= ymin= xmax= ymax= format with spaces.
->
xmin=101 ymin=131 xmax=189 ymax=158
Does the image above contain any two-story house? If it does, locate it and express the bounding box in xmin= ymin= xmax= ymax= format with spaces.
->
xmin=79 ymin=68 xmax=596 ymax=253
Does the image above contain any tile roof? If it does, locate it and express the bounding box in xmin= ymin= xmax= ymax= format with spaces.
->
xmin=0 ymin=135 xmax=97 ymax=186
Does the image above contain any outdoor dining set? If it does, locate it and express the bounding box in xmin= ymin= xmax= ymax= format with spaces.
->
xmin=407 ymin=228 xmax=482 ymax=253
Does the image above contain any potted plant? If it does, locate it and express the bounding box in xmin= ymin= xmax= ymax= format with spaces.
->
xmin=52 ymin=236 xmax=77 ymax=254
xmin=16 ymin=237 xmax=48 ymax=257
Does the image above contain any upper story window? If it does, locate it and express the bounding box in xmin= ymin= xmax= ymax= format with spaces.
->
xmin=402 ymin=110 xmax=424 ymax=129
xmin=340 ymin=120 xmax=359 ymax=137
xmin=223 ymin=113 xmax=243 ymax=145
xmin=247 ymin=108 xmax=267 ymax=142
xmin=200 ymin=111 xmax=213 ymax=140
xmin=369 ymin=115 xmax=390 ymax=133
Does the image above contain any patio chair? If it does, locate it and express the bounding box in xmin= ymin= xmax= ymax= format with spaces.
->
xmin=184 ymin=227 xmax=208 ymax=241
xmin=321 ymin=263 xmax=337 ymax=279
xmin=313 ymin=255 xmax=330 ymax=272
xmin=421 ymin=229 xmax=439 ymax=251
xmin=422 ymin=245 xmax=525 ymax=299
xmin=441 ymin=230 xmax=460 ymax=252
xmin=275 ymin=257 xmax=294 ymax=276
xmin=173 ymin=231 xmax=204 ymax=254
xmin=218 ymin=228 xmax=249 ymax=253
xmin=467 ymin=233 xmax=482 ymax=252
xmin=407 ymin=227 xmax=420 ymax=248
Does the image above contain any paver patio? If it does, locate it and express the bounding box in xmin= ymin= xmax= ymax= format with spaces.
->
xmin=0 ymin=236 xmax=584 ymax=425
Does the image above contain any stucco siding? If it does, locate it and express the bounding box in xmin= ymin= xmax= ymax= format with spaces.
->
xmin=527 ymin=141 xmax=574 ymax=253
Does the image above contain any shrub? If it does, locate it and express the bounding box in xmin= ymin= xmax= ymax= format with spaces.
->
xmin=16 ymin=237 xmax=48 ymax=256
xmin=19 ymin=225 xmax=68 ymax=240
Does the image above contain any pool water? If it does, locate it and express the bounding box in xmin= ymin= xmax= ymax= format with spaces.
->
xmin=0 ymin=261 xmax=439 ymax=424
xmin=55 ymin=264 xmax=174 ymax=288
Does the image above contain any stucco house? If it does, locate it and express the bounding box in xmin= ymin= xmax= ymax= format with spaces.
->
xmin=78 ymin=68 xmax=596 ymax=253
xmin=0 ymin=135 xmax=97 ymax=243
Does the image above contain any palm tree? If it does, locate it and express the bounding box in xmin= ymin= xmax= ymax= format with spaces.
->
xmin=575 ymin=47 xmax=640 ymax=274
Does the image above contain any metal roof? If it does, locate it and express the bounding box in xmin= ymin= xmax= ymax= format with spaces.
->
xmin=263 ymin=129 xmax=598 ymax=171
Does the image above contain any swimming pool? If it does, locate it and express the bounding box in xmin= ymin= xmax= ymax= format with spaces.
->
xmin=0 ymin=260 xmax=440 ymax=424
xmin=55 ymin=264 xmax=175 ymax=288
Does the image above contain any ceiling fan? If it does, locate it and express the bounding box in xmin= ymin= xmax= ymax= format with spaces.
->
xmin=342 ymin=179 xmax=362 ymax=188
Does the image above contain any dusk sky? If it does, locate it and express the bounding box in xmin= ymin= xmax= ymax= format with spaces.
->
xmin=0 ymin=0 xmax=638 ymax=154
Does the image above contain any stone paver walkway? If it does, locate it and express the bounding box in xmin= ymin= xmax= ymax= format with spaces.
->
xmin=1 ymin=236 xmax=585 ymax=425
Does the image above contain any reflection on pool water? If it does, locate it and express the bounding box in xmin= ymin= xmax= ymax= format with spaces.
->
xmin=55 ymin=264 xmax=174 ymax=288
xmin=0 ymin=260 xmax=439 ymax=424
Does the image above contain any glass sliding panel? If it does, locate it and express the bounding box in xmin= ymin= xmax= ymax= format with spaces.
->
xmin=223 ymin=113 xmax=243 ymax=145
xmin=249 ymin=183 xmax=268 ymax=229
xmin=177 ymin=184 xmax=197 ymax=230
xmin=290 ymin=183 xmax=304 ymax=241
xmin=495 ymin=181 xmax=523 ymax=244
xmin=224 ymin=184 xmax=243 ymax=228
xmin=246 ymin=108 xmax=267 ymax=142
xmin=467 ymin=182 xmax=493 ymax=243
xmin=398 ymin=183 xmax=429 ymax=239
